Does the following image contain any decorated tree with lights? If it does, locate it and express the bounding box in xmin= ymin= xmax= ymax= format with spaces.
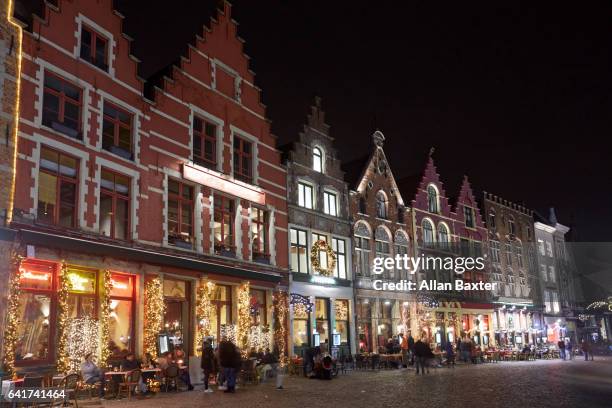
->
xmin=56 ymin=262 xmax=72 ymax=374
xmin=273 ymin=288 xmax=289 ymax=368
xmin=99 ymin=269 xmax=113 ymax=366
xmin=2 ymin=251 xmax=24 ymax=377
xmin=144 ymin=277 xmax=166 ymax=359
xmin=237 ymin=281 xmax=251 ymax=357
xmin=195 ymin=280 xmax=216 ymax=352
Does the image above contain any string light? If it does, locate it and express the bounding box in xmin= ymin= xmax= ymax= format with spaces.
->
xmin=220 ymin=324 xmax=237 ymax=344
xmin=237 ymin=281 xmax=251 ymax=357
xmin=335 ymin=300 xmax=348 ymax=321
xmin=67 ymin=317 xmax=100 ymax=373
xmin=195 ymin=280 xmax=216 ymax=352
xmin=290 ymin=293 xmax=313 ymax=313
xmin=2 ymin=251 xmax=23 ymax=377
xmin=310 ymin=240 xmax=337 ymax=277
xmin=273 ymin=288 xmax=289 ymax=368
xmin=56 ymin=262 xmax=72 ymax=374
xmin=144 ymin=277 xmax=166 ymax=359
xmin=249 ymin=325 xmax=272 ymax=352
xmin=99 ymin=269 xmax=112 ymax=367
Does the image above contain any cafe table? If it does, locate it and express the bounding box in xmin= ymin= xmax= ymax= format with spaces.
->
xmin=1 ymin=378 xmax=24 ymax=408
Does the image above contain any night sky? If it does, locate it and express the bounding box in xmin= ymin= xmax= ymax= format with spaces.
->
xmin=116 ymin=0 xmax=612 ymax=242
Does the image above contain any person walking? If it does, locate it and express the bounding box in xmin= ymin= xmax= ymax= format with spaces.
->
xmin=219 ymin=337 xmax=240 ymax=393
xmin=201 ymin=339 xmax=216 ymax=393
xmin=413 ymin=338 xmax=429 ymax=375
xmin=557 ymin=339 xmax=566 ymax=360
xmin=400 ymin=333 xmax=409 ymax=368
xmin=407 ymin=332 xmax=415 ymax=365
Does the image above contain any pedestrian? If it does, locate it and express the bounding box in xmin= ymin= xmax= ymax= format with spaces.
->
xmin=201 ymin=339 xmax=216 ymax=393
xmin=408 ymin=332 xmax=415 ymax=365
xmin=218 ymin=337 xmax=240 ymax=393
xmin=413 ymin=338 xmax=429 ymax=375
xmin=581 ymin=340 xmax=591 ymax=361
xmin=445 ymin=341 xmax=455 ymax=367
xmin=400 ymin=333 xmax=409 ymax=368
xmin=557 ymin=339 xmax=566 ymax=360
xmin=565 ymin=339 xmax=573 ymax=360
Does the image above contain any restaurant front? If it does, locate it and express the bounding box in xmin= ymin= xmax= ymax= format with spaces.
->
xmin=492 ymin=300 xmax=539 ymax=347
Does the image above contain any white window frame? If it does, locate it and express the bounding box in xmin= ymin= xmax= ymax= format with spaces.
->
xmin=323 ymin=189 xmax=338 ymax=216
xmin=312 ymin=145 xmax=324 ymax=173
xmin=297 ymin=181 xmax=314 ymax=209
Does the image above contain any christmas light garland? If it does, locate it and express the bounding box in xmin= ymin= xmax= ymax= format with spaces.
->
xmin=56 ymin=262 xmax=72 ymax=374
xmin=144 ymin=277 xmax=166 ymax=359
xmin=273 ymin=289 xmax=289 ymax=368
xmin=195 ymin=280 xmax=216 ymax=352
xmin=99 ymin=269 xmax=112 ymax=367
xmin=2 ymin=252 xmax=23 ymax=377
xmin=237 ymin=282 xmax=251 ymax=357
xmin=310 ymin=240 xmax=337 ymax=277
xmin=67 ymin=316 xmax=99 ymax=372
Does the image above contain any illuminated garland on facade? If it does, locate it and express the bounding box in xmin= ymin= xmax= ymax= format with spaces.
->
xmin=586 ymin=297 xmax=612 ymax=312
xmin=99 ymin=269 xmax=113 ymax=366
xmin=273 ymin=289 xmax=289 ymax=368
xmin=2 ymin=252 xmax=23 ymax=377
xmin=144 ymin=277 xmax=166 ymax=359
xmin=220 ymin=324 xmax=237 ymax=344
xmin=56 ymin=262 xmax=72 ymax=374
xmin=67 ymin=317 xmax=99 ymax=373
xmin=310 ymin=240 xmax=337 ymax=277
xmin=195 ymin=280 xmax=216 ymax=352
xmin=237 ymin=281 xmax=251 ymax=356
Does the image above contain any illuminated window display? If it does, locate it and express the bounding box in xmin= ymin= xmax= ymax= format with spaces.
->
xmin=109 ymin=274 xmax=135 ymax=353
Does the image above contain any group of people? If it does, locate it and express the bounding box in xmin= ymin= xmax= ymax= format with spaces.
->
xmin=303 ymin=346 xmax=335 ymax=380
xmin=396 ymin=332 xmax=438 ymax=375
xmin=558 ymin=339 xmax=596 ymax=361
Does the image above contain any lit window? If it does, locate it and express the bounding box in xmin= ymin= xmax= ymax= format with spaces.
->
xmin=193 ymin=116 xmax=217 ymax=169
xmin=251 ymin=207 xmax=269 ymax=260
xmin=37 ymin=147 xmax=78 ymax=227
xmin=538 ymin=239 xmax=545 ymax=256
xmin=79 ymin=26 xmax=108 ymax=71
xmin=312 ymin=233 xmax=329 ymax=274
xmin=102 ymin=102 xmax=132 ymax=159
xmin=290 ymin=228 xmax=308 ymax=273
xmin=42 ymin=72 xmax=82 ymax=139
xmin=298 ymin=182 xmax=313 ymax=209
xmin=233 ymin=136 xmax=252 ymax=184
xmin=323 ymin=190 xmax=338 ymax=216
xmin=214 ymin=194 xmax=235 ymax=254
xmin=313 ymin=147 xmax=323 ymax=172
xmin=427 ymin=184 xmax=439 ymax=213
xmin=167 ymin=180 xmax=194 ymax=248
xmin=332 ymin=238 xmax=347 ymax=279
xmin=99 ymin=169 xmax=130 ymax=240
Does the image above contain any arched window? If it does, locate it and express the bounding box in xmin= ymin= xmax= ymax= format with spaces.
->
xmin=422 ymin=219 xmax=434 ymax=246
xmin=394 ymin=230 xmax=409 ymax=278
xmin=354 ymin=221 xmax=371 ymax=277
xmin=313 ymin=147 xmax=323 ymax=173
xmin=437 ymin=223 xmax=449 ymax=249
xmin=376 ymin=191 xmax=387 ymax=219
xmin=427 ymin=184 xmax=439 ymax=213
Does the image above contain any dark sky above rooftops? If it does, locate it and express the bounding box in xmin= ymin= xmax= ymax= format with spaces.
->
xmin=114 ymin=0 xmax=612 ymax=241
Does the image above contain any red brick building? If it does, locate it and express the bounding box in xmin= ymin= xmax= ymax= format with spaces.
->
xmin=1 ymin=0 xmax=287 ymax=375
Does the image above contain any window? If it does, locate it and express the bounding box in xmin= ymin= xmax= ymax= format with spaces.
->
xmin=66 ymin=268 xmax=97 ymax=319
xmin=508 ymin=217 xmax=516 ymax=235
xmin=167 ymin=180 xmax=194 ymax=248
xmin=427 ymin=184 xmax=439 ymax=213
xmin=211 ymin=285 xmax=232 ymax=342
xmin=99 ymin=169 xmax=130 ymax=240
xmin=334 ymin=299 xmax=349 ymax=346
xmin=515 ymin=245 xmax=523 ymax=268
xmin=355 ymin=235 xmax=371 ymax=277
xmin=323 ymin=191 xmax=338 ymax=216
xmin=332 ymin=238 xmax=347 ymax=279
xmin=298 ymin=182 xmax=314 ymax=209
xmin=313 ymin=147 xmax=323 ymax=172
xmin=102 ymin=102 xmax=132 ymax=159
xmin=464 ymin=206 xmax=475 ymax=228
xmin=505 ymin=243 xmax=512 ymax=265
xmin=548 ymin=266 xmax=556 ymax=283
xmin=292 ymin=299 xmax=310 ymax=347
xmin=376 ymin=191 xmax=387 ymax=219
xmin=552 ymin=291 xmax=560 ymax=313
xmin=490 ymin=240 xmax=500 ymax=263
xmin=315 ymin=298 xmax=330 ymax=345
xmin=546 ymin=241 xmax=553 ymax=257
xmin=233 ymin=136 xmax=253 ymax=184
xmin=249 ymin=289 xmax=267 ymax=326
xmin=312 ymin=233 xmax=329 ymax=274
xmin=79 ymin=25 xmax=108 ymax=71
xmin=109 ymin=274 xmax=135 ymax=352
xmin=42 ymin=72 xmax=82 ymax=139
xmin=16 ymin=261 xmax=55 ymax=364
xmin=375 ymin=226 xmax=391 ymax=278
xmin=37 ymin=147 xmax=78 ymax=228
xmin=251 ymin=207 xmax=269 ymax=259
xmin=540 ymin=264 xmax=548 ymax=282
xmin=538 ymin=239 xmax=545 ymax=256
xmin=437 ymin=223 xmax=449 ymax=249
xmin=214 ymin=194 xmax=235 ymax=254
xmin=193 ymin=116 xmax=217 ymax=169
xmin=422 ymin=219 xmax=434 ymax=246
xmin=394 ymin=231 xmax=409 ymax=279
xmin=488 ymin=210 xmax=496 ymax=230
xmin=290 ymin=228 xmax=308 ymax=273
xmin=544 ymin=290 xmax=552 ymax=312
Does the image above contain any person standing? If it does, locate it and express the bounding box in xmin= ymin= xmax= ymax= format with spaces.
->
xmin=201 ymin=339 xmax=216 ymax=393
xmin=400 ymin=333 xmax=409 ymax=368
xmin=219 ymin=337 xmax=240 ymax=393
xmin=413 ymin=338 xmax=429 ymax=375
xmin=408 ymin=332 xmax=415 ymax=365
xmin=558 ymin=339 xmax=566 ymax=360
xmin=565 ymin=339 xmax=573 ymax=360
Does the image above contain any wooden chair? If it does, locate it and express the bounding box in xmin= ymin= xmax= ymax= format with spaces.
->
xmin=117 ymin=369 xmax=141 ymax=399
xmin=163 ymin=365 xmax=180 ymax=392
xmin=53 ymin=373 xmax=80 ymax=408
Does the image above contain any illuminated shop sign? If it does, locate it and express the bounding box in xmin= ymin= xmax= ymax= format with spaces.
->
xmin=183 ymin=163 xmax=265 ymax=205
xmin=310 ymin=276 xmax=336 ymax=285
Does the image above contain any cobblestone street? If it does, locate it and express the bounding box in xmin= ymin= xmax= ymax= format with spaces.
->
xmin=96 ymin=357 xmax=612 ymax=408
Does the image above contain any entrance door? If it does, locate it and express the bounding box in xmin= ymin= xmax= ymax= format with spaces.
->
xmin=163 ymin=279 xmax=191 ymax=355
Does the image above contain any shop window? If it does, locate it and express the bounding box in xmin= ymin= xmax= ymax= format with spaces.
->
xmin=250 ymin=207 xmax=269 ymax=260
xmin=211 ymin=285 xmax=232 ymax=342
xmin=315 ymin=298 xmax=330 ymax=346
xmin=214 ymin=194 xmax=235 ymax=255
xmin=99 ymin=169 xmax=130 ymax=240
xmin=102 ymin=102 xmax=132 ymax=159
xmin=37 ymin=147 xmax=78 ymax=228
xmin=168 ymin=180 xmax=194 ymax=248
xmin=42 ymin=72 xmax=82 ymax=139
xmin=80 ymin=25 xmax=108 ymax=71
xmin=16 ymin=261 xmax=55 ymax=364
xmin=193 ymin=116 xmax=217 ymax=169
xmin=249 ymin=289 xmax=267 ymax=326
xmin=332 ymin=237 xmax=346 ymax=279
xmin=109 ymin=274 xmax=135 ymax=353
xmin=233 ymin=136 xmax=252 ymax=184
xmin=290 ymin=228 xmax=308 ymax=273
xmin=66 ymin=268 xmax=97 ymax=319
xmin=357 ymin=298 xmax=372 ymax=352
xmin=334 ymin=299 xmax=349 ymax=345
xmin=292 ymin=303 xmax=309 ymax=347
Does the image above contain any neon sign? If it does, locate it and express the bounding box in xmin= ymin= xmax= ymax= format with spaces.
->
xmin=21 ymin=270 xmax=51 ymax=281
xmin=111 ymin=279 xmax=128 ymax=290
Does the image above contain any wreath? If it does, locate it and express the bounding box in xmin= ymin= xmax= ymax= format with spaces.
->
xmin=310 ymin=240 xmax=337 ymax=277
